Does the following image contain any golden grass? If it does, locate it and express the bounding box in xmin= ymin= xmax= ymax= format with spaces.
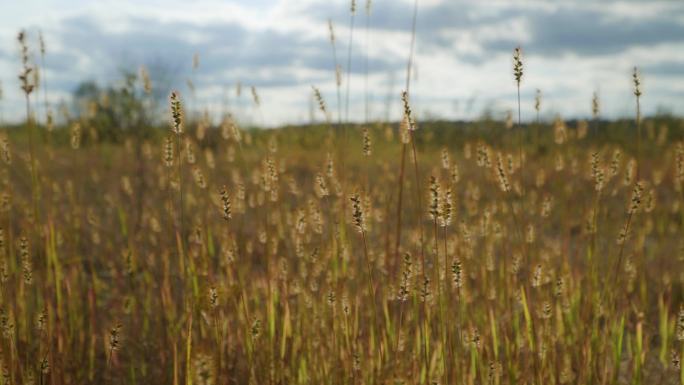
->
xmin=0 ymin=25 xmax=682 ymax=385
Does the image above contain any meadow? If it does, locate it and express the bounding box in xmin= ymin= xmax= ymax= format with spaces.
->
xmin=0 ymin=19 xmax=683 ymax=385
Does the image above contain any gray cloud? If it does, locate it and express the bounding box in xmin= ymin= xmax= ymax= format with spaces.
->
xmin=310 ymin=1 xmax=684 ymax=62
xmin=46 ymin=14 xmax=402 ymax=95
xmin=643 ymin=61 xmax=684 ymax=77
xmin=521 ymin=7 xmax=684 ymax=56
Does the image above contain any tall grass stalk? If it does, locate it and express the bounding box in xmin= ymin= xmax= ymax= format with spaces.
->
xmin=18 ymin=31 xmax=39 ymax=226
xmin=513 ymin=46 xmax=525 ymax=204
xmin=394 ymin=0 xmax=419 ymax=264
xmin=364 ymin=0 xmax=371 ymax=124
xmin=633 ymin=67 xmax=642 ymax=179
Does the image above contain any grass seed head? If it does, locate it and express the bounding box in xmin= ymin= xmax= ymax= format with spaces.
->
xmin=219 ymin=185 xmax=232 ymax=221
xmin=362 ymin=127 xmax=371 ymax=156
xmin=632 ymin=66 xmax=642 ymax=97
xmin=592 ymin=92 xmax=600 ymax=118
xmin=428 ymin=176 xmax=440 ymax=220
xmin=17 ymin=30 xmax=34 ymax=96
xmin=513 ymin=46 xmax=523 ymax=85
xmin=440 ymin=185 xmax=452 ymax=228
xmin=350 ymin=192 xmax=365 ymax=233
xmin=169 ymin=91 xmax=183 ymax=134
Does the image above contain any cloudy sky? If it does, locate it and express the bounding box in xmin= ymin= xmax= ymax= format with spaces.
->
xmin=0 ymin=0 xmax=683 ymax=126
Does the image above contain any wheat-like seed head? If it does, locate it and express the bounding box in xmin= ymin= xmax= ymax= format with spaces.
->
xmin=428 ymin=176 xmax=440 ymax=220
xmin=532 ymin=264 xmax=542 ymax=288
xmin=610 ymin=149 xmax=621 ymax=177
xmin=185 ymin=140 xmax=196 ymax=164
xmin=229 ymin=115 xmax=242 ymax=143
xmin=324 ymin=152 xmax=335 ymax=178
xmin=676 ymin=306 xmax=684 ymax=341
xmin=441 ymin=148 xmax=450 ymax=170
xmin=169 ymin=91 xmax=183 ymax=134
xmin=362 ymin=127 xmax=371 ymax=156
xmin=312 ymin=86 xmax=326 ymax=114
xmin=208 ymin=286 xmax=218 ymax=309
xmin=624 ymin=158 xmax=636 ymax=186
xmin=495 ymin=153 xmax=510 ymax=193
xmin=70 ymin=122 xmax=81 ymax=149
xmin=40 ymin=356 xmax=50 ymax=375
xmin=644 ymin=187 xmax=656 ymax=212
xmin=440 ymin=185 xmax=452 ymax=228
xmin=419 ymin=275 xmax=431 ymax=302
xmin=592 ymin=92 xmax=600 ymax=118
xmin=554 ymin=276 xmax=564 ymax=297
xmin=675 ymin=142 xmax=684 ymax=187
xmin=163 ymin=135 xmax=174 ymax=167
xmin=0 ymin=137 xmax=10 ymax=165
xmin=525 ymin=224 xmax=535 ymax=244
xmin=398 ymin=252 xmax=412 ymax=301
xmin=628 ymin=181 xmax=644 ymax=215
xmin=140 ymin=66 xmax=152 ymax=95
xmin=38 ymin=31 xmax=46 ymax=58
xmin=401 ymin=91 xmax=415 ymax=131
xmin=350 ymin=192 xmax=365 ymax=233
xmin=590 ymin=152 xmax=605 ymax=192
xmin=541 ymin=196 xmax=552 ymax=218
xmin=109 ymin=323 xmax=122 ymax=352
xmin=17 ymin=30 xmax=34 ymax=96
xmin=671 ymin=349 xmax=681 ymax=370
xmin=328 ymin=19 xmax=335 ymax=44
xmin=314 ymin=173 xmax=329 ymax=198
xmin=219 ymin=185 xmax=232 ymax=221
xmin=19 ymin=236 xmax=32 ymax=284
xmin=400 ymin=114 xmax=411 ymax=144
xmin=632 ymin=67 xmax=642 ymax=97
xmin=451 ymin=258 xmax=462 ymax=289
xmin=513 ymin=46 xmax=523 ymax=85
xmin=451 ymin=163 xmax=460 ymax=184
xmin=193 ymin=167 xmax=206 ymax=189
xmin=309 ymin=201 xmax=323 ymax=235
xmin=0 ymin=308 xmax=14 ymax=338
xmin=251 ymin=318 xmax=261 ymax=340
xmin=251 ymin=86 xmax=260 ymax=107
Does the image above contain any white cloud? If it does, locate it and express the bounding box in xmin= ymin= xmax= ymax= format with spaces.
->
xmin=0 ymin=0 xmax=682 ymax=126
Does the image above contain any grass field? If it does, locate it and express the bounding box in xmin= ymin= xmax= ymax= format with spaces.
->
xmin=1 ymin=17 xmax=684 ymax=385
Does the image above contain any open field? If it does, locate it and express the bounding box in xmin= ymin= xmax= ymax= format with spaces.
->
xmin=1 ymin=4 xmax=684 ymax=384
xmin=1 ymin=105 xmax=683 ymax=385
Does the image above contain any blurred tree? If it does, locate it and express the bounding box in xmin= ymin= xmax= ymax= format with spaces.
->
xmin=72 ymin=71 xmax=157 ymax=143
